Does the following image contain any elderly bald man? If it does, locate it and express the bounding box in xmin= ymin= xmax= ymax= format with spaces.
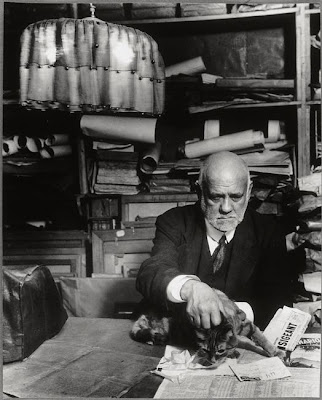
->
xmin=136 ymin=151 xmax=292 ymax=330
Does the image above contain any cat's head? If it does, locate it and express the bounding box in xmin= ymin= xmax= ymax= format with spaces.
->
xmin=192 ymin=317 xmax=240 ymax=366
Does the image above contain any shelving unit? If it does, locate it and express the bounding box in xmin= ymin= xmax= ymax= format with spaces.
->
xmin=114 ymin=4 xmax=319 ymax=177
xmin=3 ymin=3 xmax=320 ymax=278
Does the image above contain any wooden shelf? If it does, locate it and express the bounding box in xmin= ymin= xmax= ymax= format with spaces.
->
xmin=121 ymin=193 xmax=198 ymax=203
xmin=189 ymin=101 xmax=301 ymax=114
xmin=305 ymin=8 xmax=321 ymax=15
xmin=307 ymin=100 xmax=321 ymax=106
xmin=119 ymin=7 xmax=298 ymax=26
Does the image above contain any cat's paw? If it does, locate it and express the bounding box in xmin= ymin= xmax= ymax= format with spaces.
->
xmin=274 ymin=348 xmax=287 ymax=362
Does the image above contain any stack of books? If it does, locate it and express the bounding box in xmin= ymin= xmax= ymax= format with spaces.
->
xmin=140 ymin=159 xmax=196 ymax=194
xmin=91 ymin=151 xmax=140 ymax=195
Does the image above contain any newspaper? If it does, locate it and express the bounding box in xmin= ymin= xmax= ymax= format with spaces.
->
xmin=288 ymin=333 xmax=321 ymax=368
xmin=153 ymin=367 xmax=320 ymax=398
xmin=263 ymin=306 xmax=311 ymax=351
xmin=151 ymin=345 xmax=236 ymax=383
xmin=229 ymin=356 xmax=291 ymax=381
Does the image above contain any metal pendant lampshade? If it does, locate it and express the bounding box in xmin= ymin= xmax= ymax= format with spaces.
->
xmin=19 ymin=18 xmax=165 ymax=115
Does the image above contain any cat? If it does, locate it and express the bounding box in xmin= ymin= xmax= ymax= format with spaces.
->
xmin=130 ymin=289 xmax=284 ymax=367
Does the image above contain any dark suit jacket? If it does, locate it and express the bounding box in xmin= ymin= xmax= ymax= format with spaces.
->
xmin=136 ymin=203 xmax=293 ymax=329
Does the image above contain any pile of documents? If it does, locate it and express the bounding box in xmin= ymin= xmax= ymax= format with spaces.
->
xmin=91 ymin=149 xmax=140 ymax=195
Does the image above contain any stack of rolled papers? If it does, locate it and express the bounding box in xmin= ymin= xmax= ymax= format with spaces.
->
xmin=183 ymin=129 xmax=265 ymax=158
xmin=40 ymin=134 xmax=72 ymax=158
xmin=2 ymin=134 xmax=72 ymax=158
xmin=165 ymin=56 xmax=206 ymax=78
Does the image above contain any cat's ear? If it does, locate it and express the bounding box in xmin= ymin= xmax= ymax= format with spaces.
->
xmin=226 ymin=311 xmax=244 ymax=335
xmin=237 ymin=308 xmax=246 ymax=322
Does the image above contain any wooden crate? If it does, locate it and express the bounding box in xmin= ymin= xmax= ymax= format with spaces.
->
xmin=121 ymin=193 xmax=198 ymax=222
xmin=92 ymin=227 xmax=156 ymax=276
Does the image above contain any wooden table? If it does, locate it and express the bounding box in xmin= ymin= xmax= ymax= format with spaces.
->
xmin=3 ymin=318 xmax=320 ymax=398
xmin=3 ymin=317 xmax=164 ymax=398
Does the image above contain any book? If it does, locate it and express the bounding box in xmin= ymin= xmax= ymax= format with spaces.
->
xmin=149 ymin=185 xmax=192 ymax=194
xmin=93 ymin=184 xmax=140 ymax=195
xmin=201 ymin=73 xmax=223 ymax=84
xmin=96 ymin=175 xmax=141 ymax=185
xmin=150 ymin=178 xmax=191 ymax=185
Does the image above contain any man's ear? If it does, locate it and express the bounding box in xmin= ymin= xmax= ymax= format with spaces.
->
xmin=195 ymin=181 xmax=202 ymax=200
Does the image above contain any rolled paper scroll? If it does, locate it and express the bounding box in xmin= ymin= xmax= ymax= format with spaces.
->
xmin=40 ymin=145 xmax=73 ymax=158
xmin=265 ymin=140 xmax=288 ymax=150
xmin=184 ymin=130 xmax=265 ymax=159
xmin=45 ymin=134 xmax=70 ymax=146
xmin=2 ymin=139 xmax=19 ymax=156
xmin=298 ymin=220 xmax=322 ymax=232
xmin=80 ymin=115 xmax=157 ymax=144
xmin=140 ymin=142 xmax=162 ymax=173
xmin=204 ymin=120 xmax=220 ymax=140
xmin=266 ymin=120 xmax=282 ymax=143
xmin=165 ymin=56 xmax=206 ymax=78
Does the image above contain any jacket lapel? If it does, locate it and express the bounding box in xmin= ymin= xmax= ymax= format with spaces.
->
xmin=225 ymin=210 xmax=259 ymax=297
xmin=183 ymin=204 xmax=205 ymax=275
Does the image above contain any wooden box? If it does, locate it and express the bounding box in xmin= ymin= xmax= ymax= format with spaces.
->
xmin=121 ymin=193 xmax=198 ymax=222
xmin=3 ymin=230 xmax=89 ymax=279
xmin=92 ymin=227 xmax=156 ymax=276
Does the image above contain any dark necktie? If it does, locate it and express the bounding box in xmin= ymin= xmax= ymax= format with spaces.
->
xmin=212 ymin=235 xmax=227 ymax=274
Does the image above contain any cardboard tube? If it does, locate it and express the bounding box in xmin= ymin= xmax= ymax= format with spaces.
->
xmin=184 ymin=130 xmax=265 ymax=159
xmin=2 ymin=139 xmax=19 ymax=156
xmin=204 ymin=120 xmax=220 ymax=140
xmin=165 ymin=56 xmax=206 ymax=78
xmin=140 ymin=142 xmax=162 ymax=173
xmin=14 ymin=135 xmax=27 ymax=149
xmin=40 ymin=144 xmax=73 ymax=158
xmin=80 ymin=115 xmax=157 ymax=144
xmin=45 ymin=134 xmax=70 ymax=146
xmin=25 ymin=137 xmax=44 ymax=152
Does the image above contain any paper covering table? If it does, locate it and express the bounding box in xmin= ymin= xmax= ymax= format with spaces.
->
xmin=3 ymin=317 xmax=164 ymax=398
xmin=3 ymin=317 xmax=320 ymax=398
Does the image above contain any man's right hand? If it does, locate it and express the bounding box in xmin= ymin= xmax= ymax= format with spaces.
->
xmin=180 ymin=280 xmax=235 ymax=329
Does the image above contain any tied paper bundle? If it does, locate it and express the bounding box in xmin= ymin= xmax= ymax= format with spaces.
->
xmin=20 ymin=18 xmax=165 ymax=115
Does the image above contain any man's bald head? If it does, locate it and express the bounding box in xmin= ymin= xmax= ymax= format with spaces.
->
xmin=198 ymin=152 xmax=252 ymax=232
xmin=198 ymin=151 xmax=250 ymax=190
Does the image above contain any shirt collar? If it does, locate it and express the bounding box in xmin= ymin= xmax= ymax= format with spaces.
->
xmin=205 ymin=219 xmax=235 ymax=243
